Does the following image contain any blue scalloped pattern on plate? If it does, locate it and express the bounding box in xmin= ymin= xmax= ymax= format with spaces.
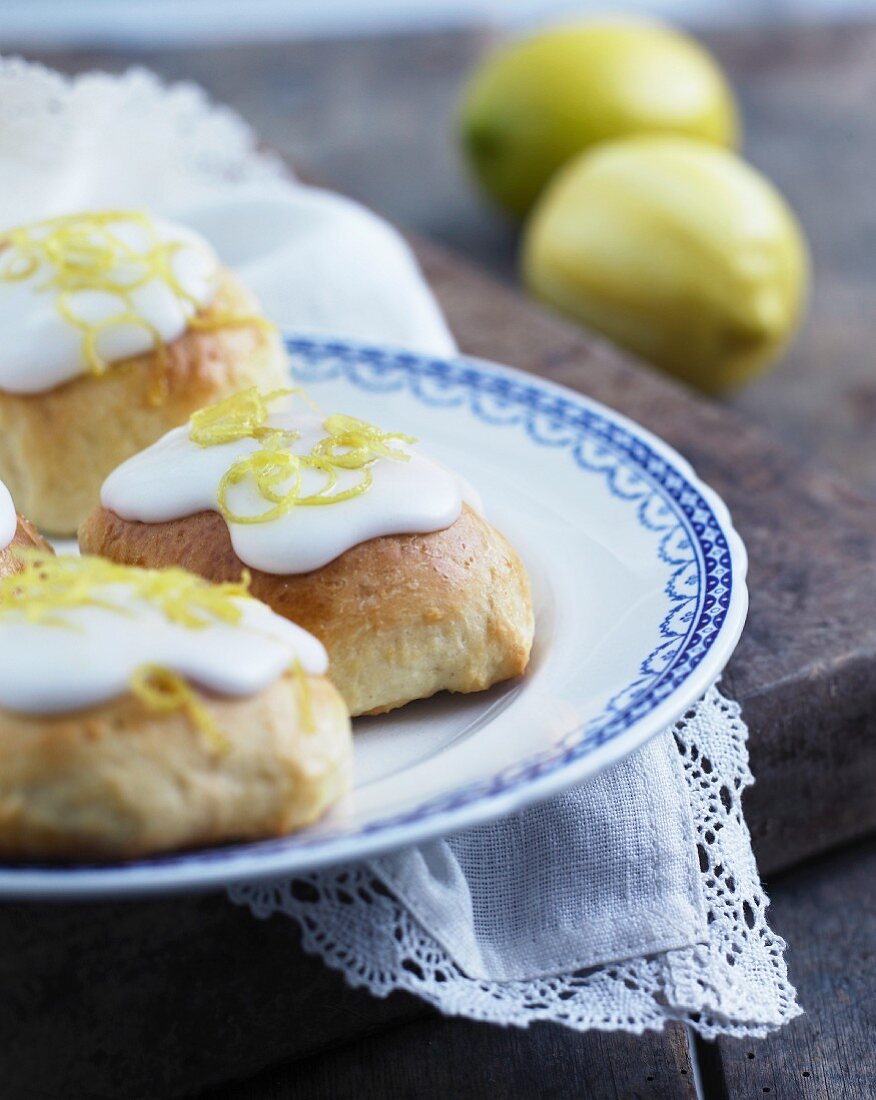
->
xmin=284 ymin=339 xmax=731 ymax=837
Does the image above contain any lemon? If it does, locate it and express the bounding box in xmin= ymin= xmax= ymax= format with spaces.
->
xmin=460 ymin=19 xmax=739 ymax=219
xmin=522 ymin=136 xmax=809 ymax=393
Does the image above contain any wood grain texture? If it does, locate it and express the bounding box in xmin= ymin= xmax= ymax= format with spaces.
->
xmin=707 ymin=25 xmax=876 ymax=497
xmin=208 ymin=1017 xmax=697 ymax=1100
xmin=2 ymin=24 xmax=874 ymax=1100
xmin=0 ymin=892 xmax=426 ymax=1100
xmin=0 ymin=887 xmax=695 ymax=1100
xmin=699 ymin=839 xmax=876 ymax=1100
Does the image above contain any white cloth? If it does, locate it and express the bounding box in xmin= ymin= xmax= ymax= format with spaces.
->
xmin=0 ymin=57 xmax=798 ymax=1037
xmin=373 ymin=728 xmax=705 ymax=981
xmin=232 ymin=690 xmax=799 ymax=1037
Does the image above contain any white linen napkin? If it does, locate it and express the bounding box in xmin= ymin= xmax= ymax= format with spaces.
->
xmin=232 ymin=689 xmax=798 ymax=1037
xmin=177 ymin=190 xmax=454 ymax=355
xmin=372 ymin=730 xmax=704 ymax=981
xmin=0 ymin=57 xmax=798 ymax=1036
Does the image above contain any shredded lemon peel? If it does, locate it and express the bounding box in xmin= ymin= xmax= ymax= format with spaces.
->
xmin=0 ymin=210 xmax=273 ymax=398
xmin=190 ymin=388 xmax=417 ymax=525
xmin=130 ymin=664 xmax=228 ymax=753
xmin=0 ymin=554 xmax=258 ymax=750
xmin=0 ymin=551 xmax=252 ymax=630
xmin=190 ymin=386 xmax=300 ymax=447
xmin=290 ymin=659 xmax=316 ymax=733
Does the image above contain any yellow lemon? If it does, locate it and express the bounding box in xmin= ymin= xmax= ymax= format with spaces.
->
xmin=522 ymin=136 xmax=809 ymax=393
xmin=460 ymin=19 xmax=739 ymax=219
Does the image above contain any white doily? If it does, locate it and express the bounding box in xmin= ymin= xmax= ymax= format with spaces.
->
xmin=0 ymin=56 xmax=455 ymax=355
xmin=230 ymin=688 xmax=800 ymax=1038
xmin=0 ymin=58 xmax=287 ymax=217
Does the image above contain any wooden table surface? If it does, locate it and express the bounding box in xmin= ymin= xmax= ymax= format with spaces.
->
xmin=10 ymin=21 xmax=876 ymax=1100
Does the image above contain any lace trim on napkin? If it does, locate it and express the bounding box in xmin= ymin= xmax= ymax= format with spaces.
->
xmin=230 ymin=688 xmax=800 ymax=1039
xmin=0 ymin=59 xmax=288 ymax=223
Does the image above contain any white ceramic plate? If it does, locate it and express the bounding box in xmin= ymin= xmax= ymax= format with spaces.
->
xmin=0 ymin=336 xmax=748 ymax=898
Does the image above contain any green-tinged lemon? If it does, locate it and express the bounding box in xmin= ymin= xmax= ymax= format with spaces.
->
xmin=460 ymin=19 xmax=739 ymax=219
xmin=521 ymin=136 xmax=809 ymax=393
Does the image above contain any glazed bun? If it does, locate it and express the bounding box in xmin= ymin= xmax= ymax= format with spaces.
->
xmin=0 ymin=669 xmax=350 ymax=860
xmin=0 ymin=266 xmax=287 ymax=535
xmin=80 ymin=503 xmax=534 ymax=717
xmin=0 ymin=551 xmax=351 ymax=860
xmin=0 ymin=513 xmax=52 ymax=577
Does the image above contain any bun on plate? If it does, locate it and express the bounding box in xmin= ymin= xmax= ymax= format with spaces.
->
xmin=81 ymin=389 xmax=535 ymax=716
xmin=0 ymin=555 xmax=351 ymax=860
xmin=0 ymin=210 xmax=287 ymax=534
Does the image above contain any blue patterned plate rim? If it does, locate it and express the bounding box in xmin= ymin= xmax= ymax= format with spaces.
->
xmin=0 ymin=335 xmax=748 ymax=898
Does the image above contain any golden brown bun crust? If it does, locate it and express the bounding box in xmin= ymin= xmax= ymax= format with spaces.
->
xmin=0 ymin=672 xmax=351 ymax=861
xmin=80 ymin=504 xmax=535 ymax=716
xmin=0 ymin=267 xmax=287 ymax=536
xmin=0 ymin=515 xmax=53 ymax=576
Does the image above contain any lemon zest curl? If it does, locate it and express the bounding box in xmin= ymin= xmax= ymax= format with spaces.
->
xmin=190 ymin=386 xmax=299 ymax=448
xmin=0 ymin=210 xmax=273 ymax=398
xmin=130 ymin=664 xmax=228 ymax=752
xmin=190 ymin=389 xmax=417 ymax=525
xmin=0 ymin=554 xmax=256 ymax=750
xmin=0 ymin=551 xmax=252 ymax=631
xmin=290 ymin=659 xmax=316 ymax=734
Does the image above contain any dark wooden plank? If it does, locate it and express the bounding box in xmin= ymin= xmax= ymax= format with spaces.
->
xmin=706 ymin=24 xmax=876 ymax=498
xmin=0 ymin=887 xmax=698 ymax=1100
xmin=1 ymin=25 xmax=873 ymax=1100
xmin=698 ymin=838 xmax=876 ymax=1100
xmin=208 ymin=1017 xmax=697 ymax=1100
xmin=0 ymin=893 xmax=427 ymax=1100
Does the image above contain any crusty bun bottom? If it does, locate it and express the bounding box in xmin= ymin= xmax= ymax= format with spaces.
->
xmin=0 ymin=266 xmax=288 ymax=536
xmin=0 ymin=514 xmax=52 ymax=576
xmin=0 ymin=671 xmax=351 ymax=861
xmin=80 ymin=504 xmax=535 ymax=717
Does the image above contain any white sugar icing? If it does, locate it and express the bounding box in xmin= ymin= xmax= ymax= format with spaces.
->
xmin=0 ymin=479 xmax=16 ymax=552
xmin=102 ymin=407 xmax=481 ymax=575
xmin=0 ymin=211 xmax=219 ymax=394
xmin=0 ymin=580 xmax=327 ymax=716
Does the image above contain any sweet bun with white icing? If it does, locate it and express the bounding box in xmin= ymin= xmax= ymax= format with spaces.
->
xmin=0 ymin=555 xmax=351 ymax=860
xmin=80 ymin=390 xmax=534 ymax=716
xmin=0 ymin=210 xmax=287 ymax=535
xmin=0 ymin=478 xmax=52 ymax=576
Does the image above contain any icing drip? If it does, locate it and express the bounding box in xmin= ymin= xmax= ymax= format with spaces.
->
xmin=0 ymin=210 xmax=220 ymax=394
xmin=191 ymin=390 xmax=418 ymax=524
xmin=0 ymin=554 xmax=327 ymax=716
xmin=0 ymin=479 xmax=16 ymax=552
xmin=102 ymin=394 xmax=480 ymax=575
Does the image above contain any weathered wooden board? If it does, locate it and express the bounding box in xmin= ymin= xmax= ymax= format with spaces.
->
xmin=0 ymin=892 xmax=426 ymax=1099
xmin=0 ymin=889 xmax=698 ymax=1100
xmin=3 ymin=24 xmax=874 ymax=1100
xmin=209 ymin=1018 xmax=697 ymax=1100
